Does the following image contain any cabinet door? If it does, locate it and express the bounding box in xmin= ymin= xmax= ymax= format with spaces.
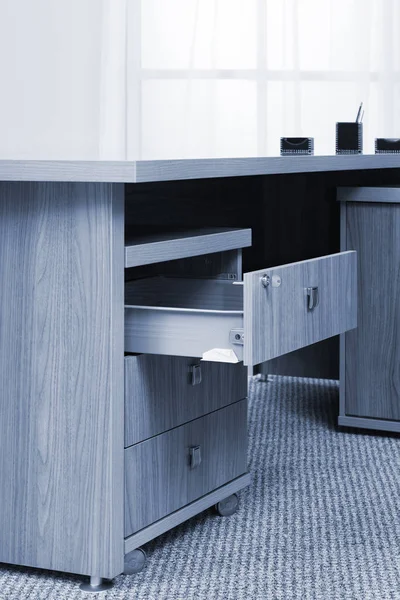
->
xmin=345 ymin=202 xmax=400 ymax=420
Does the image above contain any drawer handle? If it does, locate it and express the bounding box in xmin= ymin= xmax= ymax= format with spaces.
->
xmin=189 ymin=364 xmax=202 ymax=386
xmin=306 ymin=286 xmax=319 ymax=311
xmin=189 ymin=445 xmax=202 ymax=469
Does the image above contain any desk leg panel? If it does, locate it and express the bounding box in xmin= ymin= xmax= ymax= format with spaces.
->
xmin=0 ymin=182 xmax=124 ymax=578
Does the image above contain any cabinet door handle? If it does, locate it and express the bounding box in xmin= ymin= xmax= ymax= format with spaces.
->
xmin=189 ymin=445 xmax=202 ymax=469
xmin=189 ymin=364 xmax=202 ymax=386
xmin=306 ymin=286 xmax=319 ymax=311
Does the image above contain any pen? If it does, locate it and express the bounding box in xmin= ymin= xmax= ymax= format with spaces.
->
xmin=356 ymin=102 xmax=363 ymax=123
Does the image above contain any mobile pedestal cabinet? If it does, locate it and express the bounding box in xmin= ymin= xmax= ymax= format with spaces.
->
xmin=4 ymin=158 xmax=393 ymax=593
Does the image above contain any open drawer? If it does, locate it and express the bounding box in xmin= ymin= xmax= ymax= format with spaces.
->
xmin=125 ymin=251 xmax=357 ymax=366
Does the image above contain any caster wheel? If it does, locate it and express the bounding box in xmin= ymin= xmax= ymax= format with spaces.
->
xmin=215 ymin=493 xmax=239 ymax=516
xmin=124 ymin=548 xmax=147 ymax=575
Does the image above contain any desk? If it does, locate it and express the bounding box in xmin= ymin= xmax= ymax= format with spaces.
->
xmin=0 ymin=156 xmax=399 ymax=590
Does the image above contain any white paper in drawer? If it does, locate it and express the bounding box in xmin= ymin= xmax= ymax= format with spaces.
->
xmin=201 ymin=348 xmax=240 ymax=363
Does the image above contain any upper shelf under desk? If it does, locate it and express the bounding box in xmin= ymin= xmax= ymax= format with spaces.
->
xmin=125 ymin=227 xmax=252 ymax=268
xmin=0 ymin=155 xmax=399 ymax=183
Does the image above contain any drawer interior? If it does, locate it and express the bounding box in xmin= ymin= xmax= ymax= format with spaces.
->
xmin=125 ymin=276 xmax=245 ymax=363
xmin=125 ymin=276 xmax=243 ymax=312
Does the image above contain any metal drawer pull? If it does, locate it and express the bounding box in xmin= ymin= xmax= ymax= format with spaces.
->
xmin=189 ymin=445 xmax=202 ymax=469
xmin=189 ymin=363 xmax=202 ymax=386
xmin=306 ymin=286 xmax=319 ymax=311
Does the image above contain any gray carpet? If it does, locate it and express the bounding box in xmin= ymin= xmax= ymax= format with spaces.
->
xmin=1 ymin=375 xmax=400 ymax=600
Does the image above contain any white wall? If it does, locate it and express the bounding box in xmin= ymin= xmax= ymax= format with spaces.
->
xmin=0 ymin=0 xmax=126 ymax=160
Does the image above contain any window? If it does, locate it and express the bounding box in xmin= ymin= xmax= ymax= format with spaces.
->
xmin=127 ymin=0 xmax=399 ymax=159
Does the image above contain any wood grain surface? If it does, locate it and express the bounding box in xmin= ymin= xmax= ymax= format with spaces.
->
xmin=338 ymin=186 xmax=400 ymax=204
xmin=124 ymin=399 xmax=248 ymax=536
xmin=124 ymin=473 xmax=251 ymax=554
xmin=0 ymin=156 xmax=399 ymax=184
xmin=0 ymin=182 xmax=125 ymax=578
xmin=345 ymin=202 xmax=400 ymax=420
xmin=125 ymin=227 xmax=251 ymax=268
xmin=243 ymin=252 xmax=357 ymax=365
xmin=134 ymin=156 xmax=400 ymax=183
xmin=125 ymin=355 xmax=247 ymax=446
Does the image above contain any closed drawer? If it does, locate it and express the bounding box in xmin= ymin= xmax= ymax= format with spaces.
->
xmin=125 ymin=251 xmax=357 ymax=366
xmin=124 ymin=399 xmax=248 ymax=537
xmin=125 ymin=354 xmax=247 ymax=447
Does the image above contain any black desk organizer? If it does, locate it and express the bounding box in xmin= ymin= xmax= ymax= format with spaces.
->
xmin=280 ymin=137 xmax=314 ymax=156
xmin=375 ymin=138 xmax=400 ymax=154
xmin=336 ymin=122 xmax=363 ymax=155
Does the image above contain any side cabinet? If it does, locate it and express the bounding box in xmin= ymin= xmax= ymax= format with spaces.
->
xmin=338 ymin=187 xmax=400 ymax=432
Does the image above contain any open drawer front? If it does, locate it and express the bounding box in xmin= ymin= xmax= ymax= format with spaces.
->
xmin=125 ymin=251 xmax=357 ymax=366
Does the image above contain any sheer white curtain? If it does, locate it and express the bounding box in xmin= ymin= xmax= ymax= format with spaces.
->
xmin=129 ymin=0 xmax=400 ymax=159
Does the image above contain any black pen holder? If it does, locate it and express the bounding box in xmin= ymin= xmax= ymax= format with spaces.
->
xmin=336 ymin=122 xmax=363 ymax=155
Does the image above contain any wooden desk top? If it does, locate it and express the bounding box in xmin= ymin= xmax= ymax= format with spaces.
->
xmin=0 ymin=155 xmax=399 ymax=184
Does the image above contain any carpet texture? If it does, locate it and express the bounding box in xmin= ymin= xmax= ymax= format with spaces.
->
xmin=1 ymin=376 xmax=400 ymax=600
